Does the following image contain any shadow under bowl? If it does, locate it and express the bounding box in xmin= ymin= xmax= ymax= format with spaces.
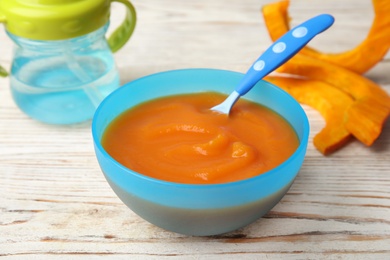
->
xmin=92 ymin=68 xmax=310 ymax=236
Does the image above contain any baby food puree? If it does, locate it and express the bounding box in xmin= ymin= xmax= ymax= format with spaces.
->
xmin=102 ymin=92 xmax=299 ymax=184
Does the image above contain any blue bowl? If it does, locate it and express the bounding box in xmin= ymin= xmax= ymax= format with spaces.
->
xmin=92 ymin=69 xmax=309 ymax=236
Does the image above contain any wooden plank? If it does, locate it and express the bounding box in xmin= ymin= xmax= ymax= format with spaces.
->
xmin=1 ymin=0 xmax=389 ymax=258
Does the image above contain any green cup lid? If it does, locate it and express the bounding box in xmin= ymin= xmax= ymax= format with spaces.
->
xmin=0 ymin=0 xmax=111 ymax=40
xmin=0 ymin=0 xmax=136 ymax=50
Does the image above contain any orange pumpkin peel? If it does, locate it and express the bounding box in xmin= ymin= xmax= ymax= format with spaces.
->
xmin=262 ymin=0 xmax=390 ymax=74
xmin=265 ymin=76 xmax=353 ymax=155
xmin=276 ymin=54 xmax=390 ymax=146
xmin=262 ymin=0 xmax=390 ymax=154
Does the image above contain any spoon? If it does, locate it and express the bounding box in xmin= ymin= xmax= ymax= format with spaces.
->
xmin=211 ymin=14 xmax=335 ymax=115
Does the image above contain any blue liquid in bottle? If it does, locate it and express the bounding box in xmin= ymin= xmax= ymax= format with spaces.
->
xmin=9 ymin=24 xmax=120 ymax=125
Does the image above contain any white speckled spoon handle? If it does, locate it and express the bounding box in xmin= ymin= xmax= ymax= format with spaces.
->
xmin=211 ymin=14 xmax=334 ymax=115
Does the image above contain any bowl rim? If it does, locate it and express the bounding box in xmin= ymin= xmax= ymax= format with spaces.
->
xmin=92 ymin=68 xmax=310 ymax=189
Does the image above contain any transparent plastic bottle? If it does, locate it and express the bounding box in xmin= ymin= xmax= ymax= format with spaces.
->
xmin=0 ymin=0 xmax=136 ymax=124
xmin=9 ymin=25 xmax=120 ymax=124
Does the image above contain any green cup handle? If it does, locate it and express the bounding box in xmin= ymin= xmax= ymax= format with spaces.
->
xmin=0 ymin=66 xmax=8 ymax=77
xmin=0 ymin=14 xmax=7 ymax=77
xmin=108 ymin=0 xmax=137 ymax=53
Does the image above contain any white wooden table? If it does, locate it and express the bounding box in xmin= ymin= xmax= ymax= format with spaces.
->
xmin=1 ymin=0 xmax=389 ymax=258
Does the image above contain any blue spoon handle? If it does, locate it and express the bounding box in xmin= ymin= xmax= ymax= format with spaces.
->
xmin=235 ymin=14 xmax=334 ymax=96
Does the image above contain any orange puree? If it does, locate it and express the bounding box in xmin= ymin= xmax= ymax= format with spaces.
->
xmin=102 ymin=92 xmax=299 ymax=184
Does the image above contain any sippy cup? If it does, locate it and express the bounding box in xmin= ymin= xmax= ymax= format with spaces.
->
xmin=0 ymin=0 xmax=136 ymax=124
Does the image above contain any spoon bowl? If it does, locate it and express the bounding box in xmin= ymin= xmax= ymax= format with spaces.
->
xmin=92 ymin=68 xmax=310 ymax=236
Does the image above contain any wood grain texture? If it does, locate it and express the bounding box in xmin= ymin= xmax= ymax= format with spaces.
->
xmin=1 ymin=0 xmax=389 ymax=258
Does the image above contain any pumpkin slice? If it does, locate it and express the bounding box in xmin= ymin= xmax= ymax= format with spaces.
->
xmin=344 ymin=96 xmax=390 ymax=146
xmin=262 ymin=0 xmax=290 ymax=44
xmin=262 ymin=0 xmax=390 ymax=74
xmin=265 ymin=76 xmax=353 ymax=155
xmin=277 ymin=54 xmax=390 ymax=146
